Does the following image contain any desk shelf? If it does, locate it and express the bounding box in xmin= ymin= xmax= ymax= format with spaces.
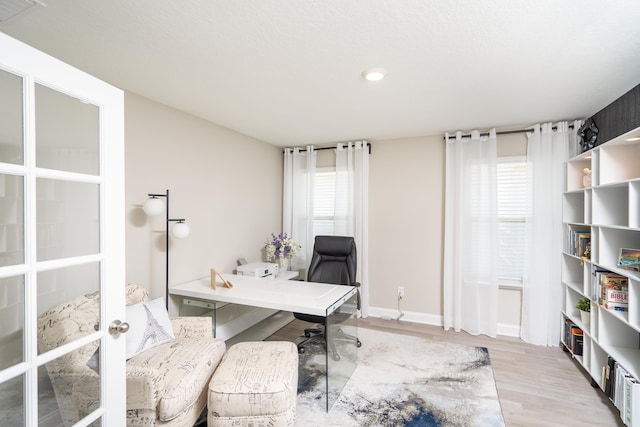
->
xmin=180 ymin=297 xmax=292 ymax=342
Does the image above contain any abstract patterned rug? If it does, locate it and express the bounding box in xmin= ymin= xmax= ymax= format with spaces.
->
xmin=295 ymin=328 xmax=505 ymax=427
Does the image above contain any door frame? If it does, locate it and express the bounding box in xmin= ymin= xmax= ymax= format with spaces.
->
xmin=0 ymin=32 xmax=126 ymax=425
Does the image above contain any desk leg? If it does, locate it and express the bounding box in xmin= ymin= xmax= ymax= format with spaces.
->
xmin=325 ymin=292 xmax=359 ymax=411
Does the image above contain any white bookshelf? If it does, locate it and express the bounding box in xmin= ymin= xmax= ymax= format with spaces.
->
xmin=562 ymin=126 xmax=640 ymax=422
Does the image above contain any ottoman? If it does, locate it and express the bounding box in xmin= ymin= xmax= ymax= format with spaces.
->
xmin=208 ymin=341 xmax=298 ymax=427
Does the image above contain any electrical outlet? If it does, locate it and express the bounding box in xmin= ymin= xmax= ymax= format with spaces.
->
xmin=397 ymin=286 xmax=405 ymax=300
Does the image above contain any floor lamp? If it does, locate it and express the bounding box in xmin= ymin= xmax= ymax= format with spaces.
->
xmin=143 ymin=189 xmax=190 ymax=309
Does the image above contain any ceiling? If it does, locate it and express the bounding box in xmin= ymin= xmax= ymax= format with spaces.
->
xmin=1 ymin=0 xmax=640 ymax=147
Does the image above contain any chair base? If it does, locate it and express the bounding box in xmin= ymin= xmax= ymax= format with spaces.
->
xmin=296 ymin=325 xmax=361 ymax=361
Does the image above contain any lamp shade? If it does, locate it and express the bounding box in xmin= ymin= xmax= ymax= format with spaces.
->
xmin=143 ymin=197 xmax=165 ymax=216
xmin=170 ymin=221 xmax=190 ymax=239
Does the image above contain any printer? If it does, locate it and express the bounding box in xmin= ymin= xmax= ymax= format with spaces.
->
xmin=236 ymin=262 xmax=278 ymax=278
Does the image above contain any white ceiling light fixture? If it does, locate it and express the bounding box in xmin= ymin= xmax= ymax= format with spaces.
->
xmin=361 ymin=68 xmax=387 ymax=82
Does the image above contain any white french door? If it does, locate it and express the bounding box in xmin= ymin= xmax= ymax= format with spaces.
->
xmin=0 ymin=33 xmax=125 ymax=426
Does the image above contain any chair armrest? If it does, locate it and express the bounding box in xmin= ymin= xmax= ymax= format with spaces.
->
xmin=126 ymin=365 xmax=163 ymax=411
xmin=170 ymin=316 xmax=213 ymax=338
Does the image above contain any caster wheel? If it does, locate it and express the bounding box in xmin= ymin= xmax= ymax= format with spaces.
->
xmin=298 ymin=347 xmax=305 ymax=354
xmin=331 ymin=353 xmax=341 ymax=361
xmin=356 ymin=340 xmax=362 ymax=348
xmin=304 ymin=332 xmax=311 ymax=338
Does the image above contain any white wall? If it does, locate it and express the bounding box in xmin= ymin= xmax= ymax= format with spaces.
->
xmin=368 ymin=135 xmax=445 ymax=321
xmin=368 ymin=132 xmax=528 ymax=334
xmin=124 ymin=93 xmax=283 ymax=304
xmin=123 ymin=93 xmax=529 ymax=335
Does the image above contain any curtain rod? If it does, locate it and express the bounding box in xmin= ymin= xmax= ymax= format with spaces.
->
xmin=442 ymin=124 xmax=576 ymax=140
xmin=286 ymin=144 xmax=372 ymax=154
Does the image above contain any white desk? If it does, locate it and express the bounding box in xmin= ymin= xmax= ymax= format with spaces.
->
xmin=169 ymin=274 xmax=357 ymax=344
xmin=169 ymin=273 xmax=359 ymax=411
xmin=171 ymin=273 xmax=355 ymax=317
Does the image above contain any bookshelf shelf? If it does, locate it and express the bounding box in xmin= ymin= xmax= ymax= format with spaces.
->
xmin=562 ymin=125 xmax=640 ymax=423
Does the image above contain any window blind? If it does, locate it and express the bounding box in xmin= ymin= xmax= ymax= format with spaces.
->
xmin=497 ymin=158 xmax=527 ymax=282
xmin=313 ymin=169 xmax=336 ymax=236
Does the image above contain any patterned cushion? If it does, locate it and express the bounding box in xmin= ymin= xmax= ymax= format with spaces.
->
xmin=208 ymin=341 xmax=298 ymax=418
xmin=125 ymin=297 xmax=175 ymax=359
xmin=126 ymin=283 xmax=149 ymax=304
xmin=127 ymin=336 xmax=226 ymax=422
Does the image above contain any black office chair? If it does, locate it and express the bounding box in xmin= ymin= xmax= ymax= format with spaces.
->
xmin=295 ymin=235 xmax=362 ymax=360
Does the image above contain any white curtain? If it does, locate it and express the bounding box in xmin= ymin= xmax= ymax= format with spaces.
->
xmin=443 ymin=130 xmax=499 ymax=337
xmin=335 ymin=141 xmax=370 ymax=317
xmin=521 ymin=121 xmax=581 ymax=346
xmin=283 ymin=146 xmax=316 ymax=269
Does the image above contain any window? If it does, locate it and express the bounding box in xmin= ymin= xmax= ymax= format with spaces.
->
xmin=313 ymin=168 xmax=336 ymax=237
xmin=497 ymin=157 xmax=527 ymax=287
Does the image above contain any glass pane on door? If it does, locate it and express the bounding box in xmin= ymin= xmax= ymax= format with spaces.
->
xmin=36 ymin=263 xmax=100 ymax=355
xmin=0 ymin=275 xmax=24 ymax=370
xmin=40 ymin=342 xmax=101 ymax=426
xmin=36 ymin=179 xmax=99 ymax=261
xmin=0 ymin=374 xmax=24 ymax=426
xmin=0 ymin=174 xmax=24 ymax=267
xmin=38 ymin=365 xmax=63 ymax=426
xmin=0 ymin=68 xmax=23 ymax=165
xmin=35 ymin=84 xmax=99 ymax=175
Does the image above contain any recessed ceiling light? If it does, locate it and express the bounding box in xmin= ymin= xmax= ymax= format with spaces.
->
xmin=626 ymin=137 xmax=640 ymax=142
xmin=361 ymin=68 xmax=387 ymax=82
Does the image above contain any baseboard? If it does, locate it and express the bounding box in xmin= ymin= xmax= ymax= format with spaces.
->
xmin=496 ymin=322 xmax=520 ymax=338
xmin=367 ymin=306 xmax=521 ymax=338
xmin=367 ymin=306 xmax=442 ymax=326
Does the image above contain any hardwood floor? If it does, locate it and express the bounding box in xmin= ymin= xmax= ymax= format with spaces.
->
xmin=267 ymin=317 xmax=624 ymax=427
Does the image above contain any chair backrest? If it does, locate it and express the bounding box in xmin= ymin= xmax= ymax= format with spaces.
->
xmin=306 ymin=236 xmax=357 ymax=285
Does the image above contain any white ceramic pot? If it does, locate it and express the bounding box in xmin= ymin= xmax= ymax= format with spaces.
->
xmin=580 ymin=310 xmax=590 ymax=328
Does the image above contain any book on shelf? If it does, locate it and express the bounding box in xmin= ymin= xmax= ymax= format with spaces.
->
xmin=604 ymin=284 xmax=629 ymax=311
xmin=619 ymin=248 xmax=640 ymax=272
xmin=570 ymin=325 xmax=583 ymax=354
xmin=603 ymin=301 xmax=629 ymax=311
xmin=605 ymin=356 xmax=616 ymax=398
xmin=568 ymin=226 xmax=591 ymax=258
xmin=563 ymin=317 xmax=572 ymax=346
xmin=562 ymin=317 xmax=585 ymax=355
xmin=607 ymin=287 xmax=629 ymax=304
xmin=623 ymin=375 xmax=640 ymax=427
xmin=572 ymin=333 xmax=584 ymax=356
xmin=592 ymin=267 xmax=609 ymax=302
xmin=595 ymin=271 xmax=629 ymax=309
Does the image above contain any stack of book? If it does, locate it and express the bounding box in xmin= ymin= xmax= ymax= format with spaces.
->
xmin=602 ymin=356 xmax=640 ymax=426
xmin=594 ymin=271 xmax=629 ymax=311
xmin=562 ymin=317 xmax=584 ymax=356
xmin=568 ymin=226 xmax=591 ymax=258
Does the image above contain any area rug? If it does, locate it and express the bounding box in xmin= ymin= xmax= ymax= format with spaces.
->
xmin=295 ymin=328 xmax=505 ymax=427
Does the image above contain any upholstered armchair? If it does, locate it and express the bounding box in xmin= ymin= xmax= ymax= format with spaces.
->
xmin=37 ymin=283 xmax=226 ymax=426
